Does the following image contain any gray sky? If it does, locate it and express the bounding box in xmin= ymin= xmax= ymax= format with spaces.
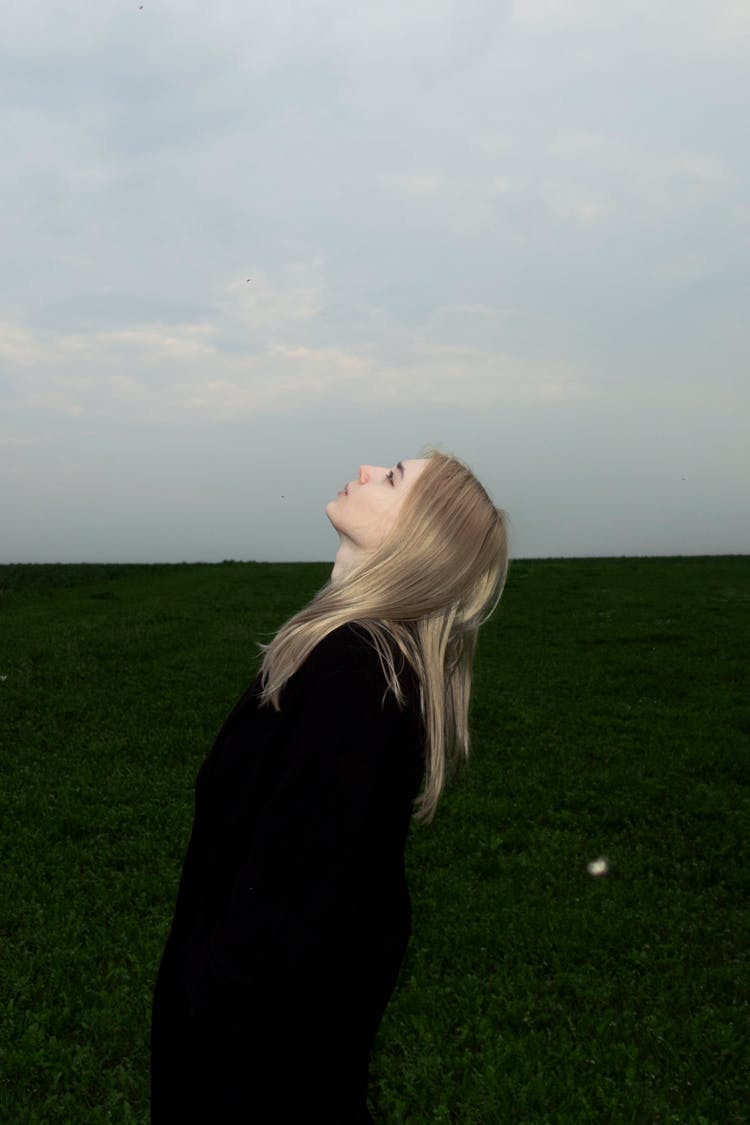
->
xmin=2 ymin=0 xmax=748 ymax=563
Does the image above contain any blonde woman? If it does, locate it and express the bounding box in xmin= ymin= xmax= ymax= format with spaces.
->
xmin=151 ymin=450 xmax=509 ymax=1124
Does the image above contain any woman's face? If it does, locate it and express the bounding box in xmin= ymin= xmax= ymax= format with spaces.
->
xmin=326 ymin=458 xmax=429 ymax=551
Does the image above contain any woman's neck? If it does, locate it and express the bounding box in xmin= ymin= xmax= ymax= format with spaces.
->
xmin=331 ymin=539 xmax=367 ymax=585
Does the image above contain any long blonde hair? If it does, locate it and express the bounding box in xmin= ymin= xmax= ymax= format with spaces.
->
xmin=258 ymin=450 xmax=509 ymax=823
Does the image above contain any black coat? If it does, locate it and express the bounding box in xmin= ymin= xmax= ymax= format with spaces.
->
xmin=151 ymin=624 xmax=425 ymax=1123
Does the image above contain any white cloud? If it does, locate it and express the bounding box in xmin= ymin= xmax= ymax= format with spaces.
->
xmin=508 ymin=0 xmax=648 ymax=31
xmin=218 ymin=274 xmax=325 ymax=336
xmin=378 ymin=174 xmax=444 ymax=199
xmin=715 ymin=0 xmax=750 ymax=33
xmin=0 ymin=323 xmax=47 ymax=366
xmin=1 ymin=307 xmax=588 ymax=424
xmin=549 ymin=133 xmax=732 ymax=212
xmin=539 ymin=182 xmax=607 ymax=227
xmin=508 ymin=0 xmax=750 ymax=49
xmin=0 ymin=435 xmax=34 ymax=446
xmin=487 ymin=176 xmax=516 ymax=196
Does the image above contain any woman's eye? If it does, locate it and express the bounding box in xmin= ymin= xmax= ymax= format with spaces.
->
xmin=386 ymin=470 xmax=395 ymax=486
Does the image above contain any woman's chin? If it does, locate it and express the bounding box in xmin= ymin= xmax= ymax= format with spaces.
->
xmin=325 ymin=500 xmax=342 ymax=527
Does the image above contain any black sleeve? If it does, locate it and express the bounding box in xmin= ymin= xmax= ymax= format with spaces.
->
xmin=184 ymin=626 xmax=422 ymax=1041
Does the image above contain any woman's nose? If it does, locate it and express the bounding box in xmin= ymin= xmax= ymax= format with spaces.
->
xmin=358 ymin=465 xmax=371 ymax=484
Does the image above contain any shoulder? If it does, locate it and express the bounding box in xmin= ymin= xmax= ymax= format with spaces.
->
xmin=294 ymin=623 xmax=385 ymax=687
xmin=287 ymin=623 xmax=416 ymax=714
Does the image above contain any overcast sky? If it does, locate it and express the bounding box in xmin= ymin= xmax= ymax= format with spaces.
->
xmin=2 ymin=0 xmax=748 ymax=563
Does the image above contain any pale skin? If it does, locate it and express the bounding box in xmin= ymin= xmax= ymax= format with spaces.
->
xmin=326 ymin=458 xmax=429 ymax=584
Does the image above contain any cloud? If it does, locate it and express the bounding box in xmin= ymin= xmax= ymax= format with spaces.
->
xmin=508 ymin=0 xmax=648 ymax=31
xmin=715 ymin=0 xmax=750 ymax=34
xmin=218 ymin=274 xmax=325 ymax=336
xmin=0 ymin=435 xmax=34 ymax=446
xmin=0 ymin=323 xmax=47 ymax=367
xmin=551 ymin=134 xmax=732 ymax=207
xmin=539 ymin=183 xmax=607 ymax=228
xmin=378 ymin=174 xmax=444 ymax=200
xmin=1 ymin=302 xmax=588 ymax=425
xmin=1 ymin=0 xmax=748 ymax=563
xmin=2 ymin=0 xmax=505 ymax=84
xmin=508 ymin=0 xmax=750 ymax=65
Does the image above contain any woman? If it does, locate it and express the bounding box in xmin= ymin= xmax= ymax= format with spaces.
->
xmin=151 ymin=450 xmax=509 ymax=1123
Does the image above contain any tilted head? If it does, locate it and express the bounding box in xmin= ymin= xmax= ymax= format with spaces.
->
xmin=335 ymin=449 xmax=509 ymax=630
xmin=326 ymin=458 xmax=431 ymax=564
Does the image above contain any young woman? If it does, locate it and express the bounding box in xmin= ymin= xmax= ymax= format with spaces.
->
xmin=150 ymin=450 xmax=509 ymax=1123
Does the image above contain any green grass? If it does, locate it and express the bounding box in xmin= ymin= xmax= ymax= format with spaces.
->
xmin=1 ymin=558 xmax=747 ymax=1123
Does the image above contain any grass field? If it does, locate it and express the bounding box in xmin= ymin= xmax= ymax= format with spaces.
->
xmin=1 ymin=557 xmax=748 ymax=1123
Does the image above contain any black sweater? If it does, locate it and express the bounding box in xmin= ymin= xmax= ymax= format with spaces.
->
xmin=151 ymin=624 xmax=425 ymax=1123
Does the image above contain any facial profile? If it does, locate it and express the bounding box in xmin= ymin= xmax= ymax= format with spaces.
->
xmin=326 ymin=458 xmax=429 ymax=560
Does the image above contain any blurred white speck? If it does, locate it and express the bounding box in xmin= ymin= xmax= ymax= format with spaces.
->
xmin=0 ymin=675 xmax=7 ymax=681
xmin=587 ymin=857 xmax=609 ymax=876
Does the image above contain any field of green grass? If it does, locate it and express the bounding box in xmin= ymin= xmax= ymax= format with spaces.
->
xmin=1 ymin=557 xmax=748 ymax=1123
